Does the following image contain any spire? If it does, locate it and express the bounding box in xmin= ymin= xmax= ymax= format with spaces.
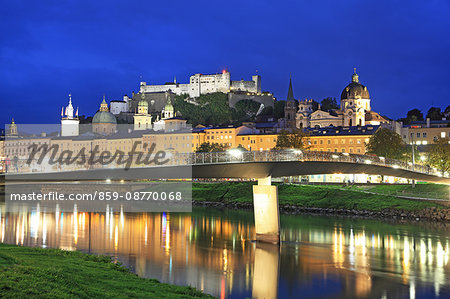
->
xmin=352 ymin=67 xmax=359 ymax=83
xmin=11 ymin=118 xmax=15 ymax=124
xmin=76 ymin=107 xmax=79 ymax=117
xmin=100 ymin=96 xmax=109 ymax=112
xmin=174 ymin=76 xmax=177 ymax=84
xmin=65 ymin=93 xmax=74 ymax=118
xmin=287 ymin=75 xmax=295 ymax=102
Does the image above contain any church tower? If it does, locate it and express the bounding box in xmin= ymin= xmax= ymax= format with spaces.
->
xmin=162 ymin=98 xmax=174 ymax=120
xmin=7 ymin=118 xmax=18 ymax=137
xmin=134 ymin=93 xmax=152 ymax=130
xmin=61 ymin=94 xmax=80 ymax=136
xmin=340 ymin=68 xmax=370 ymax=127
xmin=284 ymin=76 xmax=297 ymax=129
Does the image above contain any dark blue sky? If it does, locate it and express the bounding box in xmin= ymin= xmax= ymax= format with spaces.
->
xmin=1 ymin=0 xmax=449 ymax=125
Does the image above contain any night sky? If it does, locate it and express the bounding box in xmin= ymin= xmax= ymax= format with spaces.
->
xmin=1 ymin=0 xmax=449 ymax=125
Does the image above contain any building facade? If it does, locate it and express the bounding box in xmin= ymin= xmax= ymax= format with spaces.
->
xmin=402 ymin=119 xmax=450 ymax=145
xmin=295 ymin=69 xmax=388 ymax=129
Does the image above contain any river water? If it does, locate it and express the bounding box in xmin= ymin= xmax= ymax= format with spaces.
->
xmin=0 ymin=204 xmax=448 ymax=298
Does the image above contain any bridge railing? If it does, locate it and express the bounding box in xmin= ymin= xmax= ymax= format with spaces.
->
xmin=181 ymin=150 xmax=445 ymax=178
xmin=5 ymin=150 xmax=448 ymax=178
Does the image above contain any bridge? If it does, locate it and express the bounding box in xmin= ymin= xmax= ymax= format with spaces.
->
xmin=4 ymin=150 xmax=450 ymax=243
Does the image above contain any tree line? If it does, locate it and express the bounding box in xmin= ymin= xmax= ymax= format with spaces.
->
xmin=398 ymin=106 xmax=450 ymax=125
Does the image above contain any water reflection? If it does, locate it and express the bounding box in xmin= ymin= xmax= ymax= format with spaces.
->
xmin=0 ymin=203 xmax=449 ymax=298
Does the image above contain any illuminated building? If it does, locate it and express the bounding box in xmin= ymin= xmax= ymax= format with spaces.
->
xmin=92 ymin=97 xmax=117 ymax=135
xmin=402 ymin=118 xmax=450 ymax=145
xmin=60 ymin=94 xmax=80 ymax=137
xmin=291 ymin=69 xmax=389 ymax=129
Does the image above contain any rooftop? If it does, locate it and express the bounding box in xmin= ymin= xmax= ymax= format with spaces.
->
xmin=304 ymin=125 xmax=380 ymax=136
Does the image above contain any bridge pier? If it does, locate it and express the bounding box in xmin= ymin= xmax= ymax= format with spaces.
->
xmin=252 ymin=243 xmax=280 ymax=299
xmin=253 ymin=176 xmax=280 ymax=244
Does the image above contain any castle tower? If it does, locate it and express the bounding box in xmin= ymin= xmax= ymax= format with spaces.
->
xmin=284 ymin=76 xmax=297 ymax=129
xmin=61 ymin=94 xmax=80 ymax=136
xmin=134 ymin=93 xmax=152 ymax=131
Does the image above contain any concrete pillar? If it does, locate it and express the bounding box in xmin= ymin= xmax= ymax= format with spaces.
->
xmin=253 ymin=176 xmax=280 ymax=243
xmin=252 ymin=243 xmax=280 ymax=299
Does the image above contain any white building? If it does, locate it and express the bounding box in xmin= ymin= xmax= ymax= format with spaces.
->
xmin=153 ymin=98 xmax=175 ymax=131
xmin=110 ymin=95 xmax=130 ymax=115
xmin=139 ymin=70 xmax=261 ymax=98
xmin=61 ymin=94 xmax=79 ymax=137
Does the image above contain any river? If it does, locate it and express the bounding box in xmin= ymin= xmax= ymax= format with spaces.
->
xmin=0 ymin=204 xmax=449 ymax=298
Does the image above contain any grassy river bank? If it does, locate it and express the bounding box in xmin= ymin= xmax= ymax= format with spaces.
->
xmin=0 ymin=244 xmax=212 ymax=298
xmin=192 ymin=182 xmax=450 ymax=221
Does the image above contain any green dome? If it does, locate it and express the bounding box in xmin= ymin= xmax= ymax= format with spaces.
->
xmin=164 ymin=100 xmax=174 ymax=112
xmin=138 ymin=100 xmax=148 ymax=107
xmin=92 ymin=111 xmax=117 ymax=124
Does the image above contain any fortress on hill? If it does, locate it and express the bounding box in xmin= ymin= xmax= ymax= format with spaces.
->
xmin=110 ymin=70 xmax=275 ymax=120
xmin=139 ymin=70 xmax=261 ymax=97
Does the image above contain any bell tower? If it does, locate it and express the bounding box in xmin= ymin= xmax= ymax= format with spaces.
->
xmin=284 ymin=76 xmax=297 ymax=129
xmin=61 ymin=93 xmax=80 ymax=136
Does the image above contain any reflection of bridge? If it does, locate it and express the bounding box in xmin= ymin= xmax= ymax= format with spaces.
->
xmin=4 ymin=150 xmax=450 ymax=243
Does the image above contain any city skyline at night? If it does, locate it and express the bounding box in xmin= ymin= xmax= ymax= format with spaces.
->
xmin=1 ymin=0 xmax=449 ymax=125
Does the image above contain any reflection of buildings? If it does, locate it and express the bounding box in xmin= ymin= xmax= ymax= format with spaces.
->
xmin=0 ymin=206 xmax=448 ymax=298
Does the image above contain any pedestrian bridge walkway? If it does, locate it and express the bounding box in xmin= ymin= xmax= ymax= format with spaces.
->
xmin=5 ymin=150 xmax=449 ymax=184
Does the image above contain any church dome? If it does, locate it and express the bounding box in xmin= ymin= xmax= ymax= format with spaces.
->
xmin=92 ymin=97 xmax=117 ymax=124
xmin=138 ymin=99 xmax=148 ymax=107
xmin=92 ymin=111 xmax=117 ymax=124
xmin=340 ymin=69 xmax=370 ymax=100
xmin=164 ymin=99 xmax=174 ymax=112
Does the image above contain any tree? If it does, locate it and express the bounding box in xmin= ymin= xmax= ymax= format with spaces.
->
xmin=195 ymin=142 xmax=228 ymax=153
xmin=427 ymin=137 xmax=450 ymax=173
xmin=426 ymin=107 xmax=443 ymax=120
xmin=444 ymin=105 xmax=450 ymax=116
xmin=320 ymin=97 xmax=339 ymax=111
xmin=231 ymin=99 xmax=261 ymax=121
xmin=311 ymin=100 xmax=319 ymax=111
xmin=366 ymin=128 xmax=406 ymax=159
xmin=173 ymin=93 xmax=233 ymax=126
xmin=275 ymin=129 xmax=310 ymax=150
xmin=406 ymin=109 xmax=424 ymax=123
xmin=274 ymin=100 xmax=286 ymax=120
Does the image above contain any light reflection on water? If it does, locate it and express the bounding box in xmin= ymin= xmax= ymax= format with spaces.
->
xmin=0 ymin=203 xmax=449 ymax=299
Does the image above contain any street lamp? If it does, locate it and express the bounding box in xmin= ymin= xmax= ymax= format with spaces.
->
xmin=228 ymin=148 xmax=243 ymax=158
